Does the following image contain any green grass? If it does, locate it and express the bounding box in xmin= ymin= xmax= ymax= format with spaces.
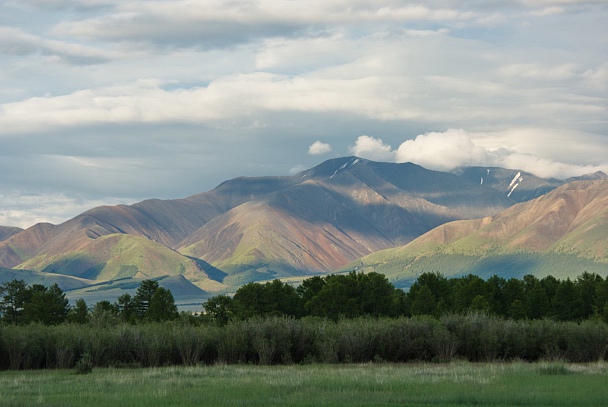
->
xmin=1 ymin=362 xmax=607 ymax=406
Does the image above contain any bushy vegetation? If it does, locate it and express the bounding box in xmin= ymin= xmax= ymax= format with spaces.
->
xmin=0 ymin=314 xmax=607 ymax=370
xmin=1 ymin=271 xmax=607 ymax=371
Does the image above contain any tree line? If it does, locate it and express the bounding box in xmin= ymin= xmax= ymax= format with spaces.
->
xmin=3 ymin=271 xmax=608 ymax=327
xmin=203 ymin=271 xmax=608 ymax=324
xmin=0 ymin=279 xmax=178 ymax=326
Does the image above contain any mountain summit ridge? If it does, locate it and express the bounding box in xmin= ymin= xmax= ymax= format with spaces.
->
xmin=1 ymin=157 xmax=606 ymax=294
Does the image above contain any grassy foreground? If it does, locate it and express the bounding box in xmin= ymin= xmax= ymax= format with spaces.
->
xmin=1 ymin=362 xmax=608 ymax=407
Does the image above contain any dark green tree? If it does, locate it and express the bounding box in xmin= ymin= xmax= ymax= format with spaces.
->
xmin=117 ymin=293 xmax=138 ymax=323
xmin=452 ymin=274 xmax=486 ymax=313
xmin=359 ymin=272 xmax=398 ymax=317
xmin=408 ymin=272 xmax=451 ymax=315
xmin=134 ymin=280 xmax=160 ymax=319
xmin=90 ymin=300 xmax=119 ymax=327
xmin=296 ymin=275 xmax=326 ymax=307
xmin=470 ymin=294 xmax=491 ymax=313
xmin=232 ymin=281 xmax=269 ymax=319
xmin=0 ymin=279 xmax=28 ymax=324
xmin=67 ymin=298 xmax=89 ymax=324
xmin=551 ymin=278 xmax=580 ymax=321
xmin=540 ymin=275 xmax=559 ymax=304
xmin=525 ymin=281 xmax=550 ymax=319
xmin=410 ymin=285 xmax=437 ymax=316
xmin=203 ymin=295 xmax=234 ymax=325
xmin=484 ymin=275 xmax=507 ymax=316
xmin=305 ymin=274 xmax=361 ymax=320
xmin=23 ymin=284 xmax=69 ymax=325
xmin=509 ymin=299 xmax=526 ymax=320
xmin=264 ymin=279 xmax=303 ymax=317
xmin=575 ymin=272 xmax=603 ymax=319
xmin=147 ymin=287 xmax=179 ymax=322
xmin=503 ymin=278 xmax=526 ymax=312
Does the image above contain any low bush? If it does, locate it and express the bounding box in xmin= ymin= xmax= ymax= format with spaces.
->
xmin=75 ymin=352 xmax=93 ymax=374
xmin=0 ymin=315 xmax=606 ymax=370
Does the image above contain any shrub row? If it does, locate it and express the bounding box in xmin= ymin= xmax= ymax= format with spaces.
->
xmin=0 ymin=314 xmax=606 ymax=370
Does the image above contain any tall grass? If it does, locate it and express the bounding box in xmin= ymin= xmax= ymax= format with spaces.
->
xmin=0 ymin=314 xmax=606 ymax=370
xmin=1 ymin=362 xmax=607 ymax=407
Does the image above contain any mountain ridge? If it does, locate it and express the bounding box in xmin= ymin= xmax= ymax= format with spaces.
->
xmin=349 ymin=179 xmax=608 ymax=285
xmin=1 ymin=157 xmax=606 ymax=296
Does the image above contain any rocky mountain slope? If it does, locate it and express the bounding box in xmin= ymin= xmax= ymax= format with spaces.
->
xmin=350 ymin=179 xmax=608 ymax=287
xmin=1 ymin=157 xmax=515 ymax=288
xmin=2 ymin=157 xmax=606 ymax=297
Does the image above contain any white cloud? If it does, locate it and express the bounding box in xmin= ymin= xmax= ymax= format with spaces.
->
xmin=393 ymin=128 xmax=608 ymax=179
xmin=405 ymin=28 xmax=450 ymax=37
xmin=308 ymin=141 xmax=332 ymax=155
xmin=0 ymin=75 xmax=418 ymax=134
xmin=396 ymin=129 xmax=492 ymax=171
xmin=0 ymin=26 xmax=123 ymax=64
xmin=498 ymin=63 xmax=580 ymax=81
xmin=348 ymin=135 xmax=396 ymax=162
xmin=52 ymin=1 xmax=481 ymax=47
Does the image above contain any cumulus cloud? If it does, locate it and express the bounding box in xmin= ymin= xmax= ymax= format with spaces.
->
xmin=348 ymin=135 xmax=396 ymax=162
xmin=393 ymin=129 xmax=608 ymax=179
xmin=308 ymin=141 xmax=332 ymax=155
xmin=395 ymin=129 xmax=492 ymax=171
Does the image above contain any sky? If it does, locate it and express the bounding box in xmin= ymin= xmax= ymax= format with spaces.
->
xmin=1 ymin=0 xmax=607 ymax=228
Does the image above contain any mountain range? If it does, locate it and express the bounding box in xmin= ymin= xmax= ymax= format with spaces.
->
xmin=349 ymin=178 xmax=608 ymax=287
xmin=1 ymin=157 xmax=606 ymax=304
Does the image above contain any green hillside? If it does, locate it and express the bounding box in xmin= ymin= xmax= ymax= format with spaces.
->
xmin=15 ymin=234 xmax=214 ymax=286
xmin=346 ymin=180 xmax=608 ymax=287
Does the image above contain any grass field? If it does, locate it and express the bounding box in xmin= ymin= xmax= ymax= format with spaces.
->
xmin=1 ymin=362 xmax=607 ymax=406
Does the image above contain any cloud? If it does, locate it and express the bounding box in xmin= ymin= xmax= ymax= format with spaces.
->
xmin=51 ymin=1 xmax=481 ymax=49
xmin=396 ymin=129 xmax=492 ymax=171
xmin=0 ymin=75 xmax=418 ymax=134
xmin=308 ymin=141 xmax=332 ymax=155
xmin=348 ymin=135 xmax=396 ymax=162
xmin=498 ymin=63 xmax=580 ymax=81
xmin=0 ymin=26 xmax=122 ymax=64
xmin=393 ymin=129 xmax=608 ymax=179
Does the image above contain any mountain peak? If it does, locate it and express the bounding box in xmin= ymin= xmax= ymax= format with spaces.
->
xmin=297 ymin=156 xmax=367 ymax=180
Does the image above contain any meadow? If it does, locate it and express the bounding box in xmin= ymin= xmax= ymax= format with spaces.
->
xmin=1 ymin=361 xmax=607 ymax=407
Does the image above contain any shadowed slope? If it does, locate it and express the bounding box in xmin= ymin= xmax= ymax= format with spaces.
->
xmin=0 ymin=176 xmax=294 ymax=270
xmin=351 ymin=179 xmax=608 ymax=284
xmin=0 ymin=226 xmax=21 ymax=242
xmin=14 ymin=233 xmax=216 ymax=289
xmin=453 ymin=166 xmax=607 ymax=203
xmin=179 ymin=158 xmax=515 ymax=280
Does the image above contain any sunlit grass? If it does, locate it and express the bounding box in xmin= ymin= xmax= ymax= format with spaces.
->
xmin=1 ymin=361 xmax=607 ymax=407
